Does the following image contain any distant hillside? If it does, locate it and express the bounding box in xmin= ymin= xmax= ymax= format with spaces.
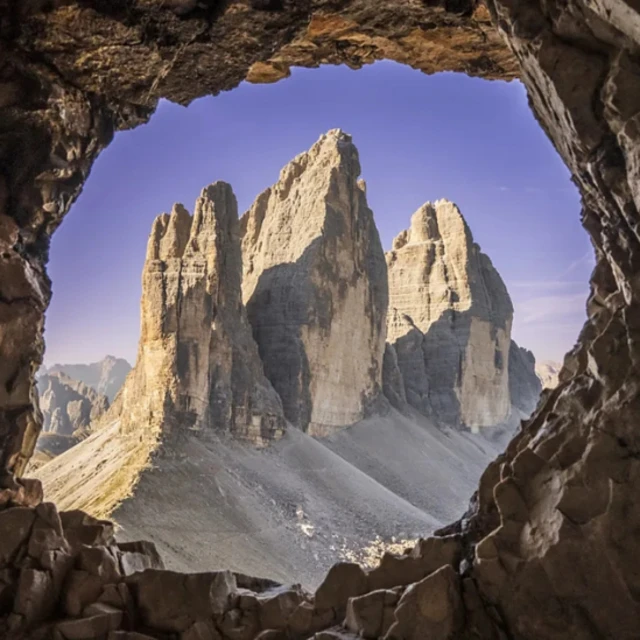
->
xmin=42 ymin=355 xmax=131 ymax=401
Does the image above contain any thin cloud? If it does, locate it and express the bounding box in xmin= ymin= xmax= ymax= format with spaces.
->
xmin=509 ymin=280 xmax=586 ymax=290
xmin=559 ymin=250 xmax=594 ymax=278
xmin=516 ymin=293 xmax=586 ymax=325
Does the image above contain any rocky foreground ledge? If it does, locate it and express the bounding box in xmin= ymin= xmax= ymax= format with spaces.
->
xmin=0 ymin=478 xmax=464 ymax=640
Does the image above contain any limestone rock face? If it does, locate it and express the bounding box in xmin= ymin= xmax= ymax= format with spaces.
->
xmin=508 ymin=341 xmax=542 ymax=417
xmin=37 ymin=373 xmax=109 ymax=437
xmin=385 ymin=200 xmax=514 ymax=430
xmin=116 ymin=183 xmax=285 ymax=445
xmin=535 ymin=360 xmax=562 ymax=389
xmin=241 ymin=130 xmax=388 ymax=436
xmin=43 ymin=357 xmax=131 ymax=402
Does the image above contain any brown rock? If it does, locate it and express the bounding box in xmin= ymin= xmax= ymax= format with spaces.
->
xmin=116 ymin=541 xmax=164 ymax=576
xmin=258 ymin=588 xmax=304 ymax=630
xmin=56 ymin=610 xmax=123 ymax=639
xmin=59 ymin=510 xmax=115 ymax=548
xmin=63 ymin=570 xmax=106 ymax=617
xmin=28 ymin=502 xmax=69 ymax=559
xmin=288 ymin=601 xmax=335 ymax=637
xmin=345 ymin=589 xmax=399 ymax=639
xmin=127 ymin=569 xmax=236 ymax=632
xmin=0 ymin=507 xmax=36 ymax=566
xmin=181 ymin=619 xmax=222 ymax=640
xmin=385 ymin=565 xmax=462 ymax=640
xmin=315 ymin=563 xmax=368 ymax=614
xmin=13 ymin=568 xmax=55 ymax=627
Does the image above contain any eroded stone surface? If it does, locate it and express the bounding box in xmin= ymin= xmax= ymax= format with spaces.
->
xmin=385 ymin=200 xmax=514 ymax=430
xmin=114 ymin=184 xmax=285 ymax=445
xmin=0 ymin=0 xmax=639 ymax=639
xmin=241 ymin=130 xmax=388 ymax=435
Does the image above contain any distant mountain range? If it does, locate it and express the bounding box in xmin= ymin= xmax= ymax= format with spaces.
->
xmin=40 ymin=355 xmax=131 ymax=402
xmin=31 ymin=357 xmax=131 ymax=466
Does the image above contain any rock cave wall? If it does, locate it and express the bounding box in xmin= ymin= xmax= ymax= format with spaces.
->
xmin=0 ymin=0 xmax=639 ymax=638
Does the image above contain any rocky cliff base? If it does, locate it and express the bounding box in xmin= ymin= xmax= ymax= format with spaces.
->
xmin=34 ymin=406 xmax=502 ymax=591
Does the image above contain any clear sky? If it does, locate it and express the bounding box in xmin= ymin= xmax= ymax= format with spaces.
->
xmin=44 ymin=61 xmax=593 ymax=368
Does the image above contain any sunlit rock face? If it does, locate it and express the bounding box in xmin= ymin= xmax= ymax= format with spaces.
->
xmin=115 ymin=184 xmax=285 ymax=445
xmin=386 ymin=200 xmax=514 ymax=430
xmin=241 ymin=130 xmax=388 ymax=436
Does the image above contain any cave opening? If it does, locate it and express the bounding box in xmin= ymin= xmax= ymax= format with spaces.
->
xmin=3 ymin=1 xmax=640 ymax=637
xmin=30 ymin=62 xmax=591 ymax=589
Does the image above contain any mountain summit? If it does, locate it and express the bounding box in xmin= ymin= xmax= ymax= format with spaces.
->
xmin=241 ymin=129 xmax=388 ymax=436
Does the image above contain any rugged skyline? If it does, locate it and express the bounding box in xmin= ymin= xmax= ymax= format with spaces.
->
xmin=43 ymin=63 xmax=592 ymax=367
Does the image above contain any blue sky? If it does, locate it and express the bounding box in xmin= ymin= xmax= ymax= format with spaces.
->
xmin=44 ymin=61 xmax=593 ymax=367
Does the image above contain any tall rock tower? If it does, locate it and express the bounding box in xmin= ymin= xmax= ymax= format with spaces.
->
xmin=385 ymin=200 xmax=514 ymax=430
xmin=241 ymin=130 xmax=388 ymax=436
xmin=116 ymin=182 xmax=285 ymax=445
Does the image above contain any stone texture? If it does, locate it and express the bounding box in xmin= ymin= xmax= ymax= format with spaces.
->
xmin=36 ymin=372 xmax=109 ymax=450
xmin=0 ymin=1 xmax=639 ymax=640
xmin=113 ymin=185 xmax=285 ymax=445
xmin=241 ymin=130 xmax=388 ymax=435
xmin=42 ymin=356 xmax=131 ymax=403
xmin=508 ymin=340 xmax=542 ymax=417
xmin=385 ymin=200 xmax=514 ymax=430
xmin=314 ymin=562 xmax=368 ymax=614
xmin=385 ymin=565 xmax=463 ymax=640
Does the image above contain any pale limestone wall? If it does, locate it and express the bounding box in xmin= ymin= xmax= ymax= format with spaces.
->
xmin=385 ymin=200 xmax=514 ymax=429
xmin=241 ymin=130 xmax=388 ymax=435
xmin=115 ymin=184 xmax=285 ymax=445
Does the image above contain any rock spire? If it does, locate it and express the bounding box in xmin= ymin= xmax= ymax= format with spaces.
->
xmin=241 ymin=130 xmax=388 ymax=436
xmin=115 ymin=183 xmax=285 ymax=445
xmin=385 ymin=199 xmax=514 ymax=430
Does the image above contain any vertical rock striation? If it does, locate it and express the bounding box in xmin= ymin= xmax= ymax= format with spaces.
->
xmin=116 ymin=183 xmax=285 ymax=445
xmin=508 ymin=340 xmax=542 ymax=417
xmin=241 ymin=130 xmax=388 ymax=436
xmin=385 ymin=200 xmax=514 ymax=430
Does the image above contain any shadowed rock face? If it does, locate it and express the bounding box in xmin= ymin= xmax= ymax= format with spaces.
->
xmin=1 ymin=1 xmax=640 ymax=639
xmin=42 ymin=357 xmax=131 ymax=403
xmin=241 ymin=130 xmax=388 ymax=436
xmin=386 ymin=200 xmax=514 ymax=430
xmin=508 ymin=341 xmax=542 ymax=417
xmin=114 ymin=183 xmax=285 ymax=445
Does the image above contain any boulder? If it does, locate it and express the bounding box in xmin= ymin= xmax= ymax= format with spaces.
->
xmin=55 ymin=610 xmax=123 ymax=639
xmin=0 ymin=507 xmax=36 ymax=566
xmin=116 ymin=541 xmax=164 ymax=576
xmin=127 ymin=569 xmax=236 ymax=632
xmin=385 ymin=566 xmax=463 ymax=640
xmin=315 ymin=562 xmax=368 ymax=614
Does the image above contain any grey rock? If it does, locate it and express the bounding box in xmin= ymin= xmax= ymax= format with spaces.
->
xmin=113 ymin=185 xmax=285 ymax=445
xmin=384 ymin=200 xmax=515 ymax=430
xmin=241 ymin=130 xmax=388 ymax=436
